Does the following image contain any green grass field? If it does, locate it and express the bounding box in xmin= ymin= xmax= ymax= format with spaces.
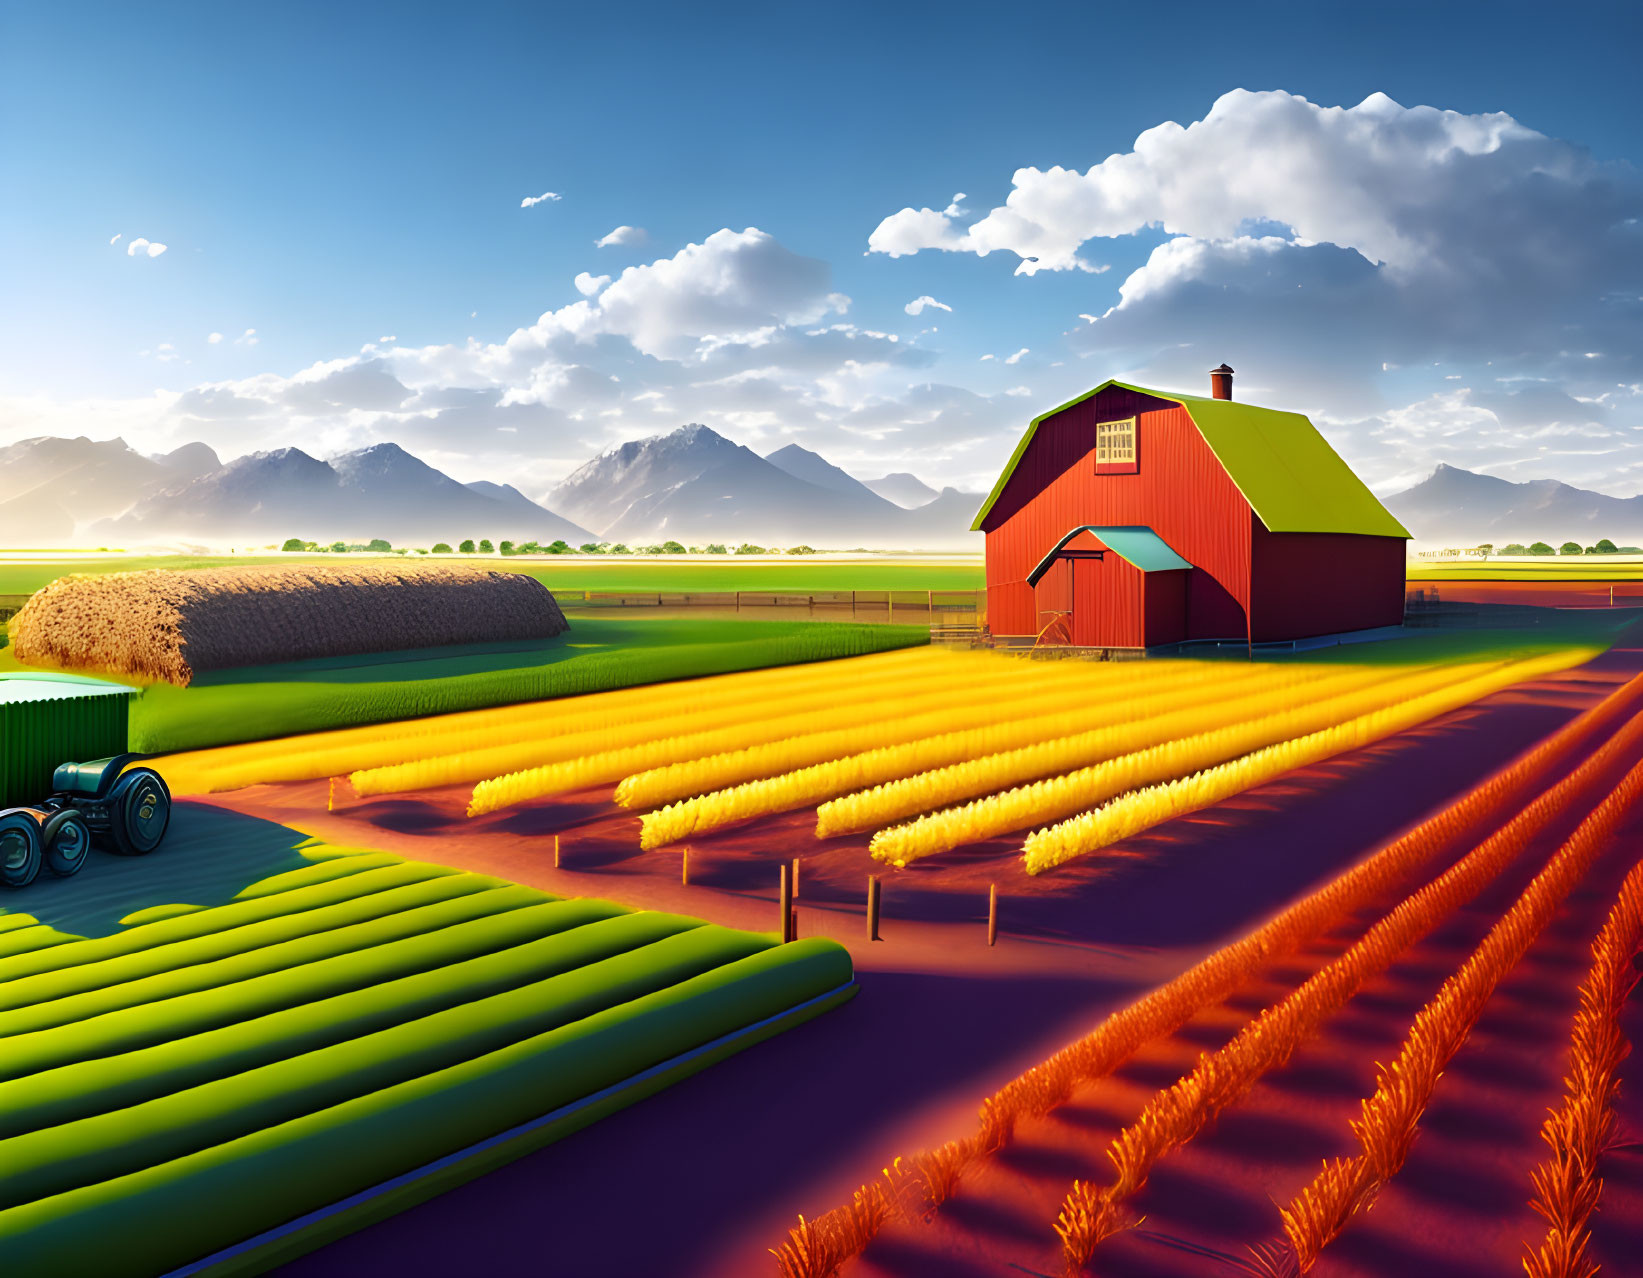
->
xmin=1 ymin=616 xmax=930 ymax=753
xmin=0 ymin=555 xmax=986 ymax=598
xmin=1407 ymin=559 xmax=1643 ymax=580
xmin=0 ymin=833 xmax=852 ymax=1278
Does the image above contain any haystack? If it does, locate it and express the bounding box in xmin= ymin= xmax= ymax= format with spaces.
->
xmin=10 ymin=563 xmax=569 ymax=686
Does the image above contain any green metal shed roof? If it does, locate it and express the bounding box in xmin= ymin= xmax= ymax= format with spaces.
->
xmin=972 ymin=379 xmax=1411 ymax=540
xmin=1026 ymin=525 xmax=1191 ymax=586
xmin=0 ymin=673 xmax=136 ymax=705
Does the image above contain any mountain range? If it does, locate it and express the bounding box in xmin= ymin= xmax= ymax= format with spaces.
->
xmin=0 ymin=425 xmax=983 ymax=550
xmin=547 ymin=427 xmax=979 ymax=547
xmin=1384 ymin=464 xmax=1643 ymax=544
xmin=6 ymin=424 xmax=1637 ymax=552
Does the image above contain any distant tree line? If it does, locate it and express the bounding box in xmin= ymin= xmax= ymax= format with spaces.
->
xmin=280 ymin=537 xmax=822 ymax=556
xmin=1419 ymin=539 xmax=1642 ymax=560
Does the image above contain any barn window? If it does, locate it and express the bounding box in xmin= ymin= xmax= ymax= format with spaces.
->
xmin=1095 ymin=417 xmax=1136 ymax=467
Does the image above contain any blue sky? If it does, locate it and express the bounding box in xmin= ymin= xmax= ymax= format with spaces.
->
xmin=2 ymin=0 xmax=1640 ymax=501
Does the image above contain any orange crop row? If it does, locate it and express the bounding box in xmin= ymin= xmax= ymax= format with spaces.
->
xmin=1265 ymin=755 xmax=1643 ymax=1274
xmin=1521 ymin=856 xmax=1643 ymax=1278
xmin=768 ymin=673 xmax=1643 ymax=1278
xmin=1052 ymin=692 xmax=1643 ymax=1270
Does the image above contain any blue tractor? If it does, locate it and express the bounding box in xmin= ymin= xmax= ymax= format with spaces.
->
xmin=0 ymin=672 xmax=171 ymax=890
xmin=0 ymin=756 xmax=171 ymax=889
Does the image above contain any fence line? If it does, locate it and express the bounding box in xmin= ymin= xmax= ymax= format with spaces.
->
xmin=550 ymin=588 xmax=988 ymax=633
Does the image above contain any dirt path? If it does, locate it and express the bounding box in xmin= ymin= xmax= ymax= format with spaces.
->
xmin=210 ymin=642 xmax=1643 ymax=1278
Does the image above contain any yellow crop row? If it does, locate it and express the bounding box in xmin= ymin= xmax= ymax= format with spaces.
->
xmin=1021 ymin=647 xmax=1595 ymax=873
xmin=616 ymin=657 xmax=1287 ymax=811
xmin=156 ymin=644 xmax=948 ymax=794
xmin=354 ymin=649 xmax=1048 ymax=797
xmin=868 ymin=660 xmax=1502 ymax=868
xmin=465 ymin=653 xmax=1254 ymax=816
xmin=633 ymin=662 xmax=1351 ymax=848
xmin=814 ymin=662 xmax=1374 ymax=837
xmin=460 ymin=655 xmax=1132 ymax=814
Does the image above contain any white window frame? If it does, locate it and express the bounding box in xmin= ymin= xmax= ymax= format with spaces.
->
xmin=1095 ymin=417 xmax=1136 ymax=466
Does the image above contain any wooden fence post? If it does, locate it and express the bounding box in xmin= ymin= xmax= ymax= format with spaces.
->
xmin=681 ymin=846 xmax=689 ymax=886
xmin=867 ymin=874 xmax=881 ymax=941
xmin=780 ymin=863 xmax=793 ymax=943
xmin=553 ymin=834 xmax=561 ymax=869
xmin=987 ymin=883 xmax=998 ymax=947
xmin=791 ymin=856 xmax=800 ymax=899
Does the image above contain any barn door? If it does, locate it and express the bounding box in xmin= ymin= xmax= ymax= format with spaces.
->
xmin=1033 ymin=557 xmax=1074 ymax=644
xmin=1071 ymin=553 xmax=1144 ymax=648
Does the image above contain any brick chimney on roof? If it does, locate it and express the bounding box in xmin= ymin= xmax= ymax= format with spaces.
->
xmin=1210 ymin=364 xmax=1234 ymax=400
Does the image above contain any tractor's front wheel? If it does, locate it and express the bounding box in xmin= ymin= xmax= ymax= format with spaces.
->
xmin=43 ymin=810 xmax=92 ymax=877
xmin=0 ymin=811 xmax=43 ymax=889
xmin=107 ymin=768 xmax=171 ymax=856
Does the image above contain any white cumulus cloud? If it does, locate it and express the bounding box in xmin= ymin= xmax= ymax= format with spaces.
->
xmin=109 ymin=233 xmax=122 ymax=246
xmin=125 ymin=238 xmax=167 ymax=258
xmin=1004 ymin=347 xmax=1029 ymax=365
xmin=520 ymin=191 xmax=561 ymax=208
xmin=207 ymin=332 xmax=223 ymax=344
xmin=595 ymin=225 xmax=647 ymax=248
xmin=904 ymin=295 xmax=952 ymax=316
xmin=574 ymin=272 xmax=611 ymax=297
xmin=235 ymin=328 xmax=259 ymax=347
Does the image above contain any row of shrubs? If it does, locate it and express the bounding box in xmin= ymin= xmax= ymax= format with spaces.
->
xmin=1423 ymin=539 xmax=1643 ymax=558
xmin=1499 ymin=539 xmax=1642 ymax=555
xmin=282 ymin=539 xmax=820 ymax=556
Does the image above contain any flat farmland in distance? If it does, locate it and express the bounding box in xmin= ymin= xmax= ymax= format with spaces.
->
xmin=1409 ymin=557 xmax=1643 ymax=580
xmin=0 ymin=555 xmax=986 ymax=598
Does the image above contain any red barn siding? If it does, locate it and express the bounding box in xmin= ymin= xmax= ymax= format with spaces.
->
xmin=1249 ymin=529 xmax=1407 ymax=640
xmin=1032 ymin=556 xmax=1074 ymax=634
xmin=983 ymin=387 xmax=1253 ymax=639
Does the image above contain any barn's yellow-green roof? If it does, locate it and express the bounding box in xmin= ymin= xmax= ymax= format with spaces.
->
xmin=971 ymin=380 xmax=1411 ymax=539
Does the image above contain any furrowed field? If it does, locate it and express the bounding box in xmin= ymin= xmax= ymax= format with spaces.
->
xmin=145 ymin=613 xmax=1643 ymax=1278
xmin=10 ymin=553 xmax=1642 ymax=1278
xmin=0 ymin=837 xmax=853 ymax=1277
xmin=771 ymin=666 xmax=1643 ymax=1278
xmin=155 ymin=632 xmax=1604 ymax=878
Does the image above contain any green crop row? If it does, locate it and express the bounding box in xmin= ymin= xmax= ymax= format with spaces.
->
xmin=0 ymin=919 xmax=76 ymax=963
xmin=0 ymin=938 xmax=850 ymax=1277
xmin=0 ymin=892 xmax=613 ymax=1075
xmin=0 ymin=862 xmax=486 ymax=987
xmin=227 ymin=851 xmax=403 ymax=899
xmin=0 ymin=921 xmax=774 ymax=1207
xmin=0 ymin=911 xmax=705 ymax=1139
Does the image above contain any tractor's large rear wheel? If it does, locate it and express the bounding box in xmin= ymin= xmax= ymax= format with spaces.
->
xmin=106 ymin=768 xmax=170 ymax=856
xmin=43 ymin=810 xmax=92 ymax=877
xmin=0 ymin=811 xmax=43 ymax=889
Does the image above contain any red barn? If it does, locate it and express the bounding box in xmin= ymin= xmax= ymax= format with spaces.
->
xmin=973 ymin=368 xmax=1410 ymax=648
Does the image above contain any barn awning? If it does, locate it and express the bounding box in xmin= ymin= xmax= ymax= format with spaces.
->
xmin=1025 ymin=525 xmax=1193 ymax=586
xmin=973 ymin=379 xmax=1412 ymax=540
